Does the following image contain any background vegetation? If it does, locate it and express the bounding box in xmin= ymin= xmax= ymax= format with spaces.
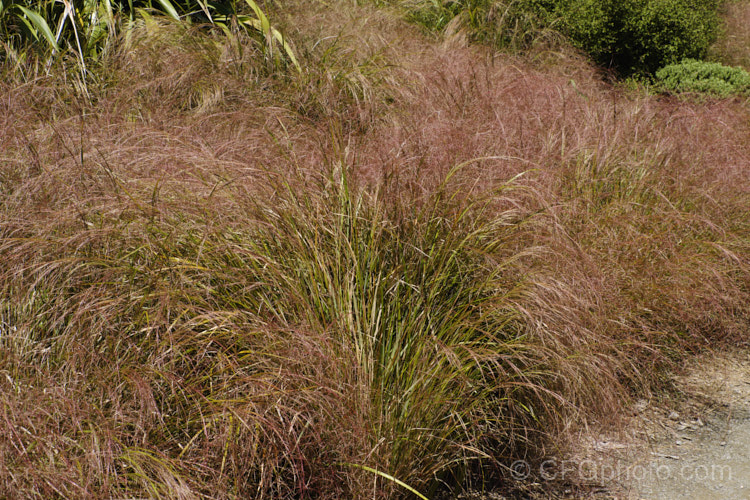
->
xmin=1 ymin=0 xmax=749 ymax=498
xmin=655 ymin=58 xmax=750 ymax=97
xmin=385 ymin=0 xmax=721 ymax=76
xmin=0 ymin=0 xmax=298 ymax=83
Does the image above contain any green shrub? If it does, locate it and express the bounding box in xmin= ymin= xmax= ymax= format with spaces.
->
xmin=557 ymin=0 xmax=720 ymax=75
xmin=655 ymin=58 xmax=750 ymax=97
xmin=554 ymin=0 xmax=618 ymax=63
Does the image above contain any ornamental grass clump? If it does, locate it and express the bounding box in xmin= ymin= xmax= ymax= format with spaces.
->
xmin=0 ymin=127 xmax=554 ymax=496
xmin=221 ymin=164 xmax=547 ymax=495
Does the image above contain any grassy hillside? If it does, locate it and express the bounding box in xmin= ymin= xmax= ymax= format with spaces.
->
xmin=1 ymin=1 xmax=749 ymax=498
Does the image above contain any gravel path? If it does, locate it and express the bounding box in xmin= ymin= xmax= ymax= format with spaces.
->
xmin=609 ymin=350 xmax=750 ymax=499
xmin=633 ymin=413 xmax=750 ymax=498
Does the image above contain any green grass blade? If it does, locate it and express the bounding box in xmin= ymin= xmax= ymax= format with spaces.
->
xmin=196 ymin=0 xmax=212 ymax=22
xmin=155 ymin=0 xmax=181 ymax=21
xmin=270 ymin=27 xmax=301 ymax=72
xmin=340 ymin=463 xmax=429 ymax=500
xmin=238 ymin=16 xmax=301 ymax=72
xmin=243 ymin=0 xmax=271 ymax=35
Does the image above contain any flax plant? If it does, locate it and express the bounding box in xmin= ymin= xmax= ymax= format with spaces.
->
xmin=0 ymin=0 xmax=298 ymax=82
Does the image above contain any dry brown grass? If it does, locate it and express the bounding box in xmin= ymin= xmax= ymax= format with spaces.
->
xmin=1 ymin=1 xmax=749 ymax=497
xmin=711 ymin=0 xmax=750 ymax=69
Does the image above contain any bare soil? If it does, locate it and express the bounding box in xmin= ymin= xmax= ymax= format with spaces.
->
xmin=571 ymin=349 xmax=750 ymax=499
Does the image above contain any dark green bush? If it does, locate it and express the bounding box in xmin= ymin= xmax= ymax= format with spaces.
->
xmin=557 ymin=0 xmax=720 ymax=75
xmin=655 ymin=58 xmax=750 ymax=97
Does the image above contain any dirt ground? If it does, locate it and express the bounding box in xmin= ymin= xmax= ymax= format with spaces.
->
xmin=572 ymin=349 xmax=750 ymax=499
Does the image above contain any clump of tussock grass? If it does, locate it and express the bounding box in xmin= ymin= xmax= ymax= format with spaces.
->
xmin=540 ymin=110 xmax=750 ymax=357
xmin=382 ymin=0 xmax=563 ymax=54
xmin=359 ymin=44 xmax=750 ymax=419
xmin=104 ymin=18 xmax=274 ymax=117
xmin=0 ymin=108 xmax=569 ymax=497
xmin=92 ymin=6 xmax=409 ymax=137
xmin=221 ymin=164 xmax=550 ymax=492
xmin=270 ymin=0 xmax=419 ymax=132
